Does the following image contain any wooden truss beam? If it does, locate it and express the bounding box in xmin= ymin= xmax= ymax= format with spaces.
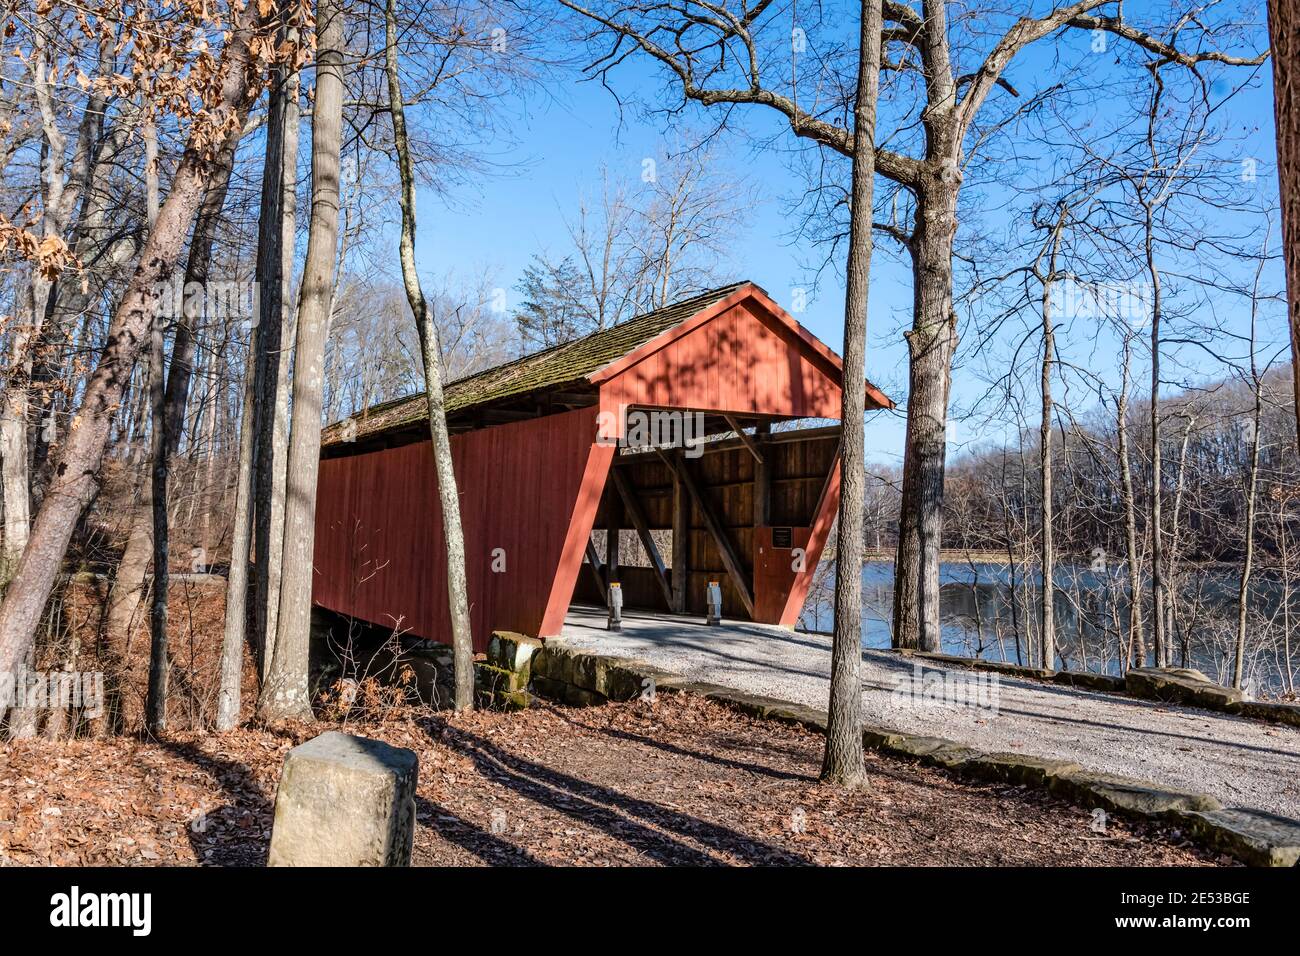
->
xmin=584 ymin=540 xmax=608 ymax=606
xmin=723 ymin=414 xmax=765 ymax=464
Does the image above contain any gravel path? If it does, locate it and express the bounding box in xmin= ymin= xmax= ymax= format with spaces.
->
xmin=558 ymin=606 xmax=1300 ymax=818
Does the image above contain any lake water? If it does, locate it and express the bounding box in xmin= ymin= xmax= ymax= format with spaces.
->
xmin=798 ymin=560 xmax=1298 ymax=698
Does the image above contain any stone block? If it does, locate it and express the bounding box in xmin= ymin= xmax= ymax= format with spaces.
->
xmin=964 ymin=751 xmax=1081 ymax=787
xmin=1178 ymin=808 xmax=1300 ymax=867
xmin=487 ymin=632 xmax=543 ymax=673
xmin=877 ymin=734 xmax=981 ymax=771
xmin=268 ymin=732 xmax=418 ymax=867
xmin=1126 ymin=667 xmax=1241 ymax=709
xmin=495 ymin=689 xmax=533 ymax=711
xmin=881 ymin=733 xmax=960 ymax=760
xmin=568 ymin=653 xmax=598 ymax=692
xmin=1227 ymin=700 xmax=1300 ymax=729
xmin=592 ymin=658 xmax=649 ymax=701
xmin=474 ymin=662 xmax=523 ymax=695
xmin=1049 ymin=769 xmax=1221 ymax=817
xmin=862 ymin=725 xmax=907 ymax=750
xmin=1051 ymin=670 xmax=1126 ymax=693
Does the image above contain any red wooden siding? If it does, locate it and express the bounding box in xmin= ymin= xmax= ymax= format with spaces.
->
xmin=596 ymin=299 xmax=842 ymax=434
xmin=313 ymin=406 xmax=604 ymax=650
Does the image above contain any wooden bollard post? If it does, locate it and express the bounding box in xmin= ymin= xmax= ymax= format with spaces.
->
xmin=706 ymin=580 xmax=722 ymax=625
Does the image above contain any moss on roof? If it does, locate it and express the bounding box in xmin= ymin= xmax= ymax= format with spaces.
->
xmin=322 ymin=282 xmax=748 ymax=447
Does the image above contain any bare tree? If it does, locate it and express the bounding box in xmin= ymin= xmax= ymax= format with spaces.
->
xmin=251 ymin=2 xmax=302 ymax=681
xmin=822 ymin=0 xmax=883 ymax=789
xmin=513 ymin=152 xmax=745 ymax=348
xmin=1234 ymin=235 xmax=1273 ymax=690
xmin=1033 ymin=205 xmax=1070 ymax=670
xmin=259 ymin=0 xmax=346 ymax=722
xmin=384 ymin=0 xmax=474 ymax=710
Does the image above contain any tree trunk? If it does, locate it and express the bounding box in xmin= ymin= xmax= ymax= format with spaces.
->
xmin=1234 ymin=385 xmax=1262 ymax=691
xmin=1116 ymin=341 xmax=1145 ymax=667
xmin=2 ymin=19 xmax=100 ymax=580
xmin=1269 ymin=0 xmax=1300 ymax=459
xmin=0 ymin=17 xmax=261 ymax=703
xmin=384 ymin=0 xmax=475 ymax=710
xmin=1 ymin=358 xmax=31 ymax=582
xmin=1037 ymin=212 xmax=1066 ymax=671
xmin=1234 ymin=254 xmax=1268 ymax=691
xmin=259 ymin=0 xmax=345 ymax=722
xmin=1145 ymin=207 xmax=1166 ymax=669
xmin=1166 ymin=414 xmax=1194 ymax=664
xmin=821 ymin=0 xmax=882 ymax=788
xmin=1039 ymin=278 xmax=1056 ymax=671
xmin=145 ymin=286 xmax=169 ymax=735
xmin=217 ymin=330 xmax=258 ymax=731
xmin=144 ymin=120 xmax=240 ymax=737
xmin=252 ymin=19 xmax=301 ymax=680
xmin=893 ymin=181 xmax=957 ymax=653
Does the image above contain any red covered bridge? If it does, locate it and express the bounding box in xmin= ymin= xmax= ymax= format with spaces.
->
xmin=313 ymin=281 xmax=892 ymax=651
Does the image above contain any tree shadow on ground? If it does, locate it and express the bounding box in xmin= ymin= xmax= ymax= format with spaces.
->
xmin=414 ymin=795 xmax=545 ymax=866
xmin=553 ymin=708 xmax=814 ymax=782
xmin=155 ymin=739 xmax=274 ymax=866
xmin=419 ymin=716 xmax=813 ymax=865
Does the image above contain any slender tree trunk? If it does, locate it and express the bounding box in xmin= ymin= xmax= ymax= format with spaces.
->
xmin=217 ymin=331 xmax=258 ymax=730
xmin=384 ymin=0 xmax=475 ymax=709
xmin=145 ymin=291 xmax=169 ymax=735
xmin=259 ymin=0 xmax=345 ymax=722
xmin=1 ymin=334 xmax=32 ymax=580
xmin=0 ymin=17 xmax=261 ymax=702
xmin=29 ymin=42 xmax=120 ymax=497
xmin=1281 ymin=516 xmax=1297 ymax=696
xmin=2 ymin=17 xmax=99 ymax=579
xmin=1145 ymin=207 xmax=1166 ymax=669
xmin=196 ymin=340 xmax=223 ymax=560
xmin=1036 ymin=209 xmax=1069 ymax=670
xmin=1117 ymin=340 xmax=1145 ymax=667
xmin=144 ymin=119 xmax=241 ymax=736
xmin=141 ymin=118 xmax=169 ymax=735
xmin=1234 ymin=253 xmax=1268 ymax=691
xmin=1039 ymin=274 xmax=1056 ymax=671
xmin=252 ymin=16 xmax=300 ymax=680
xmin=1167 ymin=414 xmax=1194 ymax=664
xmin=822 ymin=0 xmax=882 ymax=787
xmin=1234 ymin=386 xmax=1262 ymax=691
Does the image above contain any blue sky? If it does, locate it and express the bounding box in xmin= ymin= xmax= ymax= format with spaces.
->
xmin=407 ymin=16 xmax=1282 ymax=469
